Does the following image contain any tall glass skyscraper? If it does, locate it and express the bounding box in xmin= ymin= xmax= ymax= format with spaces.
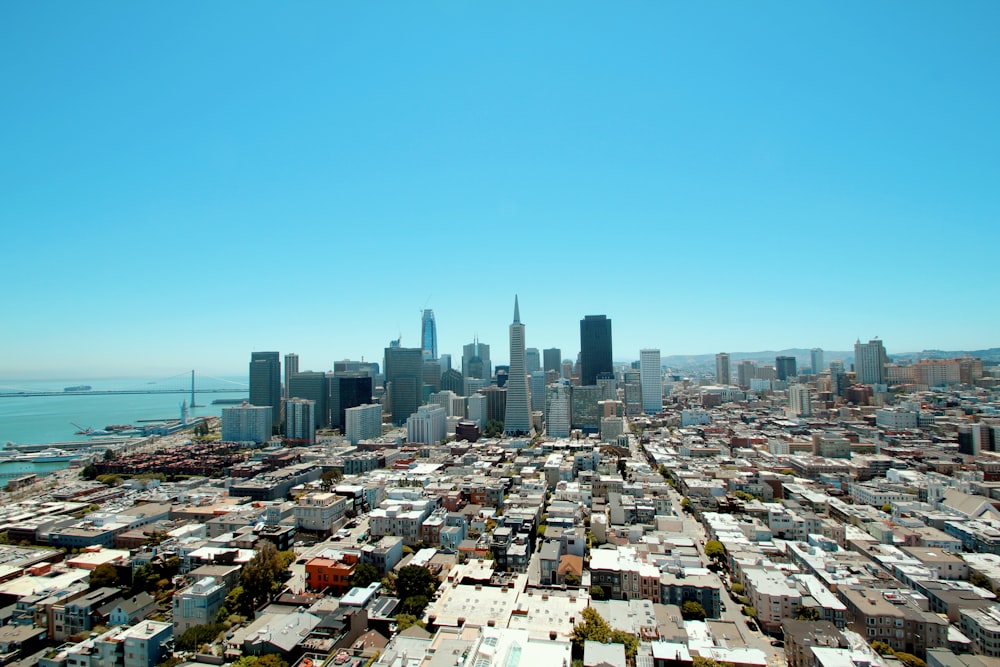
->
xmin=504 ymin=296 xmax=532 ymax=436
xmin=249 ymin=351 xmax=281 ymax=433
xmin=580 ymin=315 xmax=613 ymax=386
xmin=421 ymin=309 xmax=437 ymax=360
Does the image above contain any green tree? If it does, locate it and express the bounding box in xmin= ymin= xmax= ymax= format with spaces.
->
xmin=681 ymin=497 xmax=692 ymax=512
xmin=870 ymin=642 xmax=894 ymax=656
xmin=881 ymin=503 xmax=892 ymax=514
xmin=80 ymin=464 xmax=98 ymax=480
xmin=564 ymin=573 xmax=581 ymax=587
xmin=238 ymin=541 xmax=283 ymax=614
xmin=794 ymin=605 xmax=820 ymax=621
xmin=96 ymin=474 xmax=124 ymax=487
xmin=483 ymin=420 xmax=505 ymax=438
xmin=571 ymin=607 xmax=611 ymax=647
xmin=743 ymin=606 xmax=757 ymax=619
xmin=320 ymin=468 xmax=343 ymax=491
xmin=894 ymin=653 xmax=927 ymax=667
xmin=350 ymin=562 xmax=380 ymax=588
xmin=693 ymin=658 xmax=735 ymax=667
xmin=176 ymin=623 xmax=225 ymax=651
xmin=395 ymin=613 xmax=424 ymax=632
xmin=89 ymin=563 xmax=119 ymax=589
xmin=730 ymin=583 xmax=744 ymax=595
xmin=617 ymin=459 xmax=628 ymax=479
xmin=396 ymin=565 xmax=436 ymax=602
xmin=610 ymin=629 xmax=639 ymax=659
xmin=971 ymin=572 xmax=994 ymax=592
xmin=704 ymin=540 xmax=726 ymax=562
xmin=401 ymin=594 xmax=429 ymax=616
xmin=682 ymin=601 xmax=707 ymax=620
xmin=590 ymin=585 xmax=607 ymax=600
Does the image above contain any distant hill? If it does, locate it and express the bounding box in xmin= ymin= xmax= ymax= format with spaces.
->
xmin=624 ymin=347 xmax=1000 ymax=374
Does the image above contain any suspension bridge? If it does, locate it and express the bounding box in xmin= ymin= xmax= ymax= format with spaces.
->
xmin=0 ymin=370 xmax=248 ymax=407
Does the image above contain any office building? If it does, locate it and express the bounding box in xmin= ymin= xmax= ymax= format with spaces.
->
xmin=482 ymin=386 xmax=507 ymax=424
xmin=249 ymin=351 xmax=281 ymax=433
xmin=788 ymin=384 xmax=812 ymax=418
xmin=543 ymin=348 xmax=562 ymax=374
xmin=529 ymin=373 xmax=546 ymax=413
xmin=561 ymin=360 xmax=574 ymax=381
xmin=580 ymin=315 xmax=613 ymax=386
xmin=407 ymin=404 xmax=447 ymax=445
xmin=640 ymin=349 xmax=662 ymax=415
xmin=571 ymin=385 xmax=601 ymax=433
xmin=715 ymin=352 xmax=731 ymax=385
xmin=345 ymin=404 xmax=382 ymax=445
xmin=776 ymin=355 xmax=798 ymax=381
xmin=384 ymin=346 xmax=423 ymax=425
xmin=545 ymin=383 xmax=571 ymax=438
xmin=504 ymin=296 xmax=532 ymax=436
xmin=221 ymin=404 xmax=272 ymax=444
xmin=855 ymin=338 xmax=889 ymax=385
xmin=284 ymin=353 xmax=298 ymax=399
xmin=462 ymin=339 xmax=491 ymax=380
xmin=288 ymin=371 xmax=328 ymax=428
xmin=810 ymin=348 xmax=824 ymax=376
xmin=421 ymin=309 xmax=437 ymax=360
xmin=328 ymin=372 xmax=373 ymax=430
xmin=284 ymin=398 xmax=316 ymax=445
xmin=526 ymin=348 xmax=540 ymax=374
xmin=440 ymin=368 xmax=464 ymax=394
xmin=467 ymin=393 xmax=487 ymax=429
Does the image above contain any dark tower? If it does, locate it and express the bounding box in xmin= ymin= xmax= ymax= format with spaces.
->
xmin=249 ymin=352 xmax=281 ymax=433
xmin=580 ymin=315 xmax=613 ymax=386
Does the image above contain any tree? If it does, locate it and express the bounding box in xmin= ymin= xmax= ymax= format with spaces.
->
xmin=704 ymin=540 xmax=726 ymax=562
xmin=401 ymin=594 xmax=429 ymax=616
xmin=395 ymin=613 xmax=424 ymax=632
xmin=682 ymin=601 xmax=707 ymax=621
xmin=564 ymin=573 xmax=581 ymax=587
xmin=571 ymin=607 xmax=611 ymax=648
xmin=730 ymin=583 xmax=744 ymax=595
xmin=610 ymin=629 xmax=639 ymax=659
xmin=693 ymin=658 xmax=735 ymax=667
xmin=90 ymin=563 xmax=119 ymax=589
xmin=971 ymin=572 xmax=994 ymax=592
xmin=617 ymin=459 xmax=628 ymax=479
xmin=176 ymin=623 xmax=225 ymax=651
xmin=350 ymin=563 xmax=379 ymax=588
xmin=795 ymin=605 xmax=820 ymax=621
xmin=590 ymin=585 xmax=607 ymax=600
xmin=894 ymin=653 xmax=927 ymax=667
xmin=96 ymin=474 xmax=124 ymax=487
xmin=80 ymin=464 xmax=98 ymax=480
xmin=743 ymin=606 xmax=757 ymax=619
xmin=870 ymin=642 xmax=894 ymax=656
xmin=396 ymin=565 xmax=436 ymax=601
xmin=681 ymin=497 xmax=692 ymax=512
xmin=238 ymin=541 xmax=283 ymax=614
xmin=881 ymin=503 xmax=892 ymax=514
xmin=484 ymin=420 xmax=505 ymax=438
xmin=320 ymin=469 xmax=343 ymax=491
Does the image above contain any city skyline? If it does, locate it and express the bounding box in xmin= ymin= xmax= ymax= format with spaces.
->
xmin=3 ymin=3 xmax=999 ymax=378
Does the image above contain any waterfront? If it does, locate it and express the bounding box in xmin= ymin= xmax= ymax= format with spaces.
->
xmin=0 ymin=376 xmax=247 ymax=447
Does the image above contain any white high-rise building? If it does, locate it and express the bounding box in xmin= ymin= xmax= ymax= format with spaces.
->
xmin=788 ymin=384 xmax=812 ymax=417
xmin=545 ymin=383 xmax=571 ymax=438
xmin=504 ymin=296 xmax=532 ymax=436
xmin=467 ymin=393 xmax=487 ymax=429
xmin=855 ymin=338 xmax=888 ymax=385
xmin=640 ymin=349 xmax=662 ymax=415
xmin=221 ymin=404 xmax=272 ymax=444
xmin=284 ymin=398 xmax=316 ymax=445
xmin=345 ymin=403 xmax=382 ymax=445
xmin=715 ymin=352 xmax=731 ymax=386
xmin=407 ymin=404 xmax=447 ymax=445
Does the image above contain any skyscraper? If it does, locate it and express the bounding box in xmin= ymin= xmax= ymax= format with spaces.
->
xmin=715 ymin=352 xmax=731 ymax=386
xmin=288 ymin=371 xmax=328 ymax=428
xmin=504 ymin=296 xmax=532 ymax=436
xmin=545 ymin=383 xmax=571 ymax=438
xmin=854 ymin=338 xmax=888 ymax=385
xmin=421 ymin=309 xmax=437 ymax=360
xmin=384 ymin=346 xmax=423 ymax=425
xmin=810 ymin=348 xmax=824 ymax=376
xmin=284 ymin=353 xmax=299 ymax=399
xmin=543 ymin=348 xmax=562 ymax=374
xmin=580 ymin=315 xmax=613 ymax=386
xmin=775 ymin=355 xmax=797 ymax=381
xmin=462 ymin=339 xmax=491 ymax=380
xmin=328 ymin=372 xmax=373 ymax=430
xmin=345 ymin=404 xmax=382 ymax=445
xmin=249 ymin=352 xmax=281 ymax=433
xmin=640 ymin=349 xmax=662 ymax=415
xmin=526 ymin=348 xmax=540 ymax=374
xmin=284 ymin=398 xmax=316 ymax=445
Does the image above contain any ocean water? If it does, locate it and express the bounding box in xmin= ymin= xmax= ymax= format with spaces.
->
xmin=0 ymin=376 xmax=248 ymax=447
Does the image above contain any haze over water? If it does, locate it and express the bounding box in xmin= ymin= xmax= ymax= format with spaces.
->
xmin=0 ymin=376 xmax=247 ymax=446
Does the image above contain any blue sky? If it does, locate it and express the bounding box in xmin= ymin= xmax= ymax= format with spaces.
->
xmin=2 ymin=2 xmax=998 ymax=378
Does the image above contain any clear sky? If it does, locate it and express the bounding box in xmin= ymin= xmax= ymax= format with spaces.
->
xmin=2 ymin=2 xmax=998 ymax=378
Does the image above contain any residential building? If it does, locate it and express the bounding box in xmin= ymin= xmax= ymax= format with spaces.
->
xmin=173 ymin=577 xmax=226 ymax=633
xmin=221 ymin=404 xmax=272 ymax=444
xmin=855 ymin=338 xmax=889 ymax=385
xmin=407 ymin=404 xmax=447 ymax=445
xmin=284 ymin=398 xmax=316 ymax=445
xmin=641 ymin=349 xmax=662 ymax=414
xmin=345 ymin=404 xmax=382 ymax=445
xmin=715 ymin=352 xmax=731 ymax=385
